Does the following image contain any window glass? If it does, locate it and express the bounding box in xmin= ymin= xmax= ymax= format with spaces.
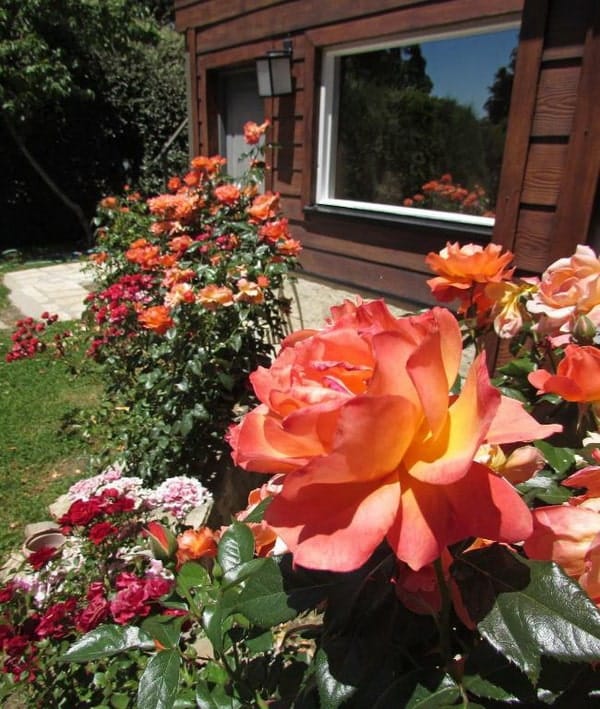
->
xmin=321 ymin=25 xmax=519 ymax=224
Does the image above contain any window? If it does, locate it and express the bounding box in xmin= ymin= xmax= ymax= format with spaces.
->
xmin=316 ymin=23 xmax=520 ymax=226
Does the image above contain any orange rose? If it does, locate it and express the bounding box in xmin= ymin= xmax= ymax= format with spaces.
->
xmin=236 ymin=483 xmax=281 ymax=557
xmin=125 ymin=240 xmax=161 ymax=270
xmin=100 ymin=196 xmax=118 ymax=209
xmin=190 ymin=155 xmax=227 ymax=175
xmin=167 ymin=176 xmax=182 ymax=192
xmin=276 ymin=238 xmax=302 ymax=257
xmin=234 ymin=278 xmax=264 ymax=304
xmin=214 ymin=183 xmax=241 ymax=206
xmin=243 ymin=119 xmax=270 ymax=145
xmin=198 ymin=284 xmax=234 ymax=310
xmin=426 ymin=242 xmax=514 ymax=315
xmin=229 ymin=299 xmax=560 ymax=572
xmin=176 ymin=527 xmax=218 ymax=566
xmin=248 ymin=192 xmax=280 ymax=222
xmin=259 ymin=218 xmax=290 ymax=244
xmin=137 ymin=305 xmax=174 ymax=335
xmin=168 ymin=235 xmax=194 ymax=253
xmin=528 ymin=344 xmax=600 ymax=403
xmin=90 ymin=251 xmax=108 ymax=265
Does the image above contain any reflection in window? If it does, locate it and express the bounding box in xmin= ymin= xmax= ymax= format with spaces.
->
xmin=330 ymin=27 xmax=519 ymax=221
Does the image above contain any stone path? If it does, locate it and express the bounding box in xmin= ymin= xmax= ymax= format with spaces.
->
xmin=2 ymin=262 xmax=92 ymax=326
xmin=1 ymin=261 xmax=413 ymax=331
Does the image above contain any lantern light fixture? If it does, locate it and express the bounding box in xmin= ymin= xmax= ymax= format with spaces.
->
xmin=256 ymin=40 xmax=293 ymax=97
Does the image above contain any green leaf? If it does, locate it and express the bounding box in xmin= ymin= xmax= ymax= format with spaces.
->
xmin=141 ymin=615 xmax=184 ymax=650
xmin=245 ymin=629 xmax=274 ymax=654
xmin=60 ymin=625 xmax=154 ymax=662
xmin=453 ymin=546 xmax=600 ymax=682
xmin=222 ymin=557 xmax=268 ymax=588
xmin=176 ymin=561 xmax=211 ymax=598
xmin=217 ymin=522 xmax=255 ymax=574
xmin=497 ymin=357 xmax=536 ymax=376
xmin=137 ymin=649 xmax=180 ymax=709
xmin=535 ymin=440 xmax=577 ymax=474
xmin=202 ymin=604 xmax=224 ymax=655
xmin=404 ymin=673 xmax=460 ymax=708
xmin=196 ymin=682 xmax=243 ymax=709
xmin=314 ymin=649 xmax=356 ymax=709
xmin=227 ymin=557 xmax=296 ymax=627
xmin=242 ymin=496 xmax=272 ymax=523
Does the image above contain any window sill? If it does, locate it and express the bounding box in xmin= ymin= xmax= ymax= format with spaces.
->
xmin=303 ymin=203 xmax=494 ymax=238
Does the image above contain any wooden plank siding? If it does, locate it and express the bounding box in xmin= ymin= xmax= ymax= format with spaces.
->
xmin=499 ymin=0 xmax=599 ymax=274
xmin=177 ymin=0 xmax=599 ymax=313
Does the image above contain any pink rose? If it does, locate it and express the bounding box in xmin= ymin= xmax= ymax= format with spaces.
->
xmin=527 ymin=244 xmax=600 ymax=341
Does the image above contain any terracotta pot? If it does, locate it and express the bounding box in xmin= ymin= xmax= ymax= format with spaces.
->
xmin=23 ymin=530 xmax=66 ymax=557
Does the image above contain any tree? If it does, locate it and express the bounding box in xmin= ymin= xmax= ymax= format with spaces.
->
xmin=0 ymin=0 xmax=186 ymax=249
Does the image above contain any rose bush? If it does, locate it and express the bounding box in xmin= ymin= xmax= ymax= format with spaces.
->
xmin=7 ymin=120 xmax=301 ymax=491
xmin=4 ymin=240 xmax=600 ymax=707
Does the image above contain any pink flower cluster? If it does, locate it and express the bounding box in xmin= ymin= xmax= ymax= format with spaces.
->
xmin=147 ymin=475 xmax=213 ymax=517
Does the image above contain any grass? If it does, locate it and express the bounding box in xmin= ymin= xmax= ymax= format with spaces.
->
xmin=0 ymin=326 xmax=103 ymax=559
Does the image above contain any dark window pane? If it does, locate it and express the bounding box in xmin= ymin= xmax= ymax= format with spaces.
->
xmin=333 ymin=28 xmax=519 ymax=219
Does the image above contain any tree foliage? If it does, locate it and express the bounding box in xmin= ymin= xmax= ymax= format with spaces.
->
xmin=0 ymin=0 xmax=187 ymax=249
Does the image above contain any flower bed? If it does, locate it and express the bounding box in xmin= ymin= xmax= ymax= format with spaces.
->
xmin=2 ymin=233 xmax=600 ymax=705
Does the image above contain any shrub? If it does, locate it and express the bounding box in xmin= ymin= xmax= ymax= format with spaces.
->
xmin=82 ymin=122 xmax=300 ymax=486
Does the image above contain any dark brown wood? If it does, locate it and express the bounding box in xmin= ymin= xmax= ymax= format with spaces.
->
xmin=299 ymin=247 xmax=436 ymax=307
xmin=301 ymin=33 xmax=317 ymax=206
xmin=492 ymin=0 xmax=549 ymax=252
xmin=544 ymin=0 xmax=595 ymax=53
xmin=306 ymin=1 xmax=522 ymax=49
xmin=176 ymin=0 xmax=284 ymax=32
xmin=189 ymin=0 xmax=522 ymax=54
xmin=549 ymin=3 xmax=600 ymax=260
xmin=513 ymin=209 xmax=554 ymax=270
xmin=186 ymin=29 xmax=200 ymax=154
xmin=531 ymin=65 xmax=580 ymax=137
xmin=521 ymin=143 xmax=568 ymax=206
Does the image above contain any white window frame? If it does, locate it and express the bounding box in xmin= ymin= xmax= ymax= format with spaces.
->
xmin=316 ymin=21 xmax=520 ymax=228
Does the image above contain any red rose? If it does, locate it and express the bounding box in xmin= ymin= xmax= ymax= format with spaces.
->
xmin=88 ymin=521 xmax=118 ymax=545
xmin=36 ymin=599 xmax=77 ymax=639
xmin=110 ymin=583 xmax=151 ymax=625
xmin=76 ymin=594 xmax=110 ymax=633
xmin=60 ymin=498 xmax=104 ymax=526
xmin=27 ymin=546 xmax=59 ymax=570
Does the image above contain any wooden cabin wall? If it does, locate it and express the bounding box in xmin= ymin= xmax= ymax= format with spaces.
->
xmin=493 ymin=0 xmax=600 ymax=272
xmin=175 ymin=0 xmax=598 ymax=307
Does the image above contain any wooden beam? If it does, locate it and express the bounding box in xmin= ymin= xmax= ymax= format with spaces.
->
xmin=492 ymin=0 xmax=549 ymax=252
xmin=549 ymin=3 xmax=600 ymax=260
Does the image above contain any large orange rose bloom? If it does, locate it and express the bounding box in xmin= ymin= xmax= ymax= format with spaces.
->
xmin=243 ymin=119 xmax=270 ymax=145
xmin=426 ymin=242 xmax=514 ymax=314
xmin=229 ymin=300 xmax=560 ymax=572
xmin=137 ymin=305 xmax=174 ymax=335
xmin=248 ymin=192 xmax=279 ymax=222
xmin=528 ymin=344 xmax=600 ymax=403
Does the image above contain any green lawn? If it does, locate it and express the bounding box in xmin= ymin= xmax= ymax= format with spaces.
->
xmin=0 ymin=328 xmax=103 ymax=558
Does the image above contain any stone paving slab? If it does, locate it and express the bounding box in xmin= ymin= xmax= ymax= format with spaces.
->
xmin=2 ymin=261 xmax=414 ymax=331
xmin=3 ymin=262 xmax=92 ymax=322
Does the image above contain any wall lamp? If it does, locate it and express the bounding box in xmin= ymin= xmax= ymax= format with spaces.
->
xmin=256 ymin=40 xmax=293 ymax=97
